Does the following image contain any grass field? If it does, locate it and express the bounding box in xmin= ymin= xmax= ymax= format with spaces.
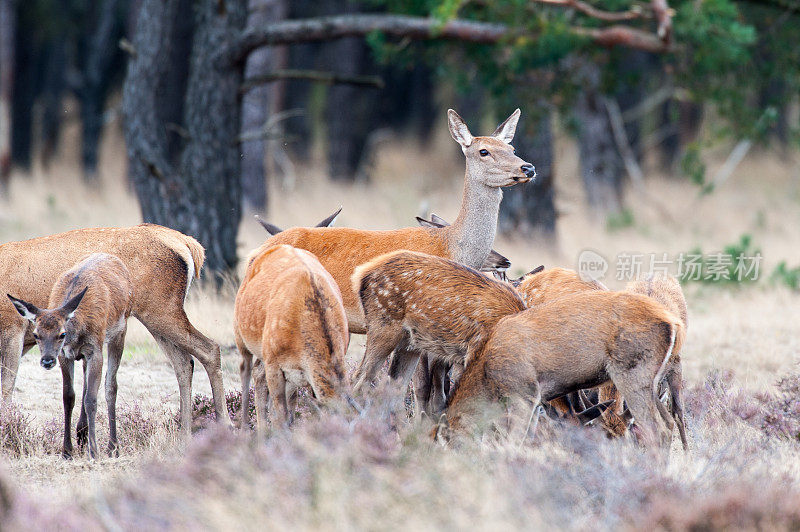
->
xmin=1 ymin=121 xmax=800 ymax=529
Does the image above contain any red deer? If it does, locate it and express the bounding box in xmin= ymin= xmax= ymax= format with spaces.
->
xmin=255 ymin=109 xmax=533 ymax=332
xmin=235 ymin=245 xmax=349 ymax=434
xmin=0 ymin=224 xmax=229 ymax=431
xmin=413 ymin=213 xmax=512 ymax=412
xmin=7 ymin=253 xmax=132 ymax=458
xmin=350 ymin=251 xmax=526 ymax=406
xmin=439 ymin=290 xmax=686 ymax=449
xmin=624 ymin=273 xmax=688 ymax=447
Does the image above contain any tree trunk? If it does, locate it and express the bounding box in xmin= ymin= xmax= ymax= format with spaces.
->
xmin=0 ymin=0 xmax=15 ymax=194
xmin=240 ymin=0 xmax=286 ymax=212
xmin=78 ymin=0 xmax=122 ymax=182
xmin=10 ymin=0 xmax=32 ymax=171
xmin=575 ymin=64 xmax=625 ymax=216
xmin=123 ymin=0 xmax=246 ymax=281
xmin=498 ymin=107 xmax=556 ymax=237
xmin=39 ymin=42 xmax=66 ymax=169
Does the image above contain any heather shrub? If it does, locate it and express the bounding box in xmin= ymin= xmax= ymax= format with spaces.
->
xmin=0 ymin=403 xmax=60 ymax=457
xmin=117 ymin=399 xmax=177 ymax=450
xmin=191 ymin=388 xmax=256 ymax=430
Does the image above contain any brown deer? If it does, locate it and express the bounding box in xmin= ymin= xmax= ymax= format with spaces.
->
xmin=235 ymin=244 xmax=350 ymax=435
xmin=412 ymin=213 xmax=512 ymax=412
xmin=255 ymin=108 xmax=534 ymax=334
xmin=7 ymin=253 xmax=132 ymax=458
xmin=439 ymin=290 xmax=685 ymax=449
xmin=351 ymin=250 xmax=526 ymax=404
xmin=624 ymin=273 xmax=688 ymax=447
xmin=0 ymin=224 xmax=229 ymax=431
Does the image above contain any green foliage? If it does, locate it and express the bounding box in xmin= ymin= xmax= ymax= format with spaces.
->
xmin=770 ymin=261 xmax=800 ymax=291
xmin=680 ymin=143 xmax=712 ymax=195
xmin=679 ymin=234 xmax=762 ymax=285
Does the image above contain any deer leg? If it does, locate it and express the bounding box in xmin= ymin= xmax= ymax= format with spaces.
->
xmin=0 ymin=330 xmax=24 ymax=402
xmin=411 ymin=355 xmax=433 ymax=415
xmin=236 ymin=333 xmax=253 ymax=431
xmin=253 ymin=359 xmax=269 ymax=439
xmin=608 ymin=363 xmax=671 ymax=449
xmin=106 ymin=330 xmax=125 ymax=457
xmin=352 ymin=325 xmax=404 ymax=393
xmin=427 ymin=360 xmax=449 ymax=415
xmin=153 ymin=334 xmax=194 ymax=436
xmin=84 ymin=347 xmax=104 ymax=460
xmin=285 ymin=383 xmax=298 ymax=425
xmin=265 ymin=365 xmax=289 ymax=426
xmin=76 ymin=356 xmax=89 ymax=448
xmin=141 ymin=309 xmax=230 ymax=426
xmin=59 ymin=356 xmax=76 ymax=459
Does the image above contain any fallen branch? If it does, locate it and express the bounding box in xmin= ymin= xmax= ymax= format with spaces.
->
xmin=221 ymin=14 xmax=673 ymax=66
xmin=710 ymin=139 xmax=753 ymax=189
xmin=240 ymin=69 xmax=385 ymax=94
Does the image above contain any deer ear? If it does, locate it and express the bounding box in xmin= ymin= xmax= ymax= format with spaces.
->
xmin=7 ymin=294 xmax=39 ymax=322
xmin=316 ymin=206 xmax=342 ymax=228
xmin=430 ymin=213 xmax=450 ymax=226
xmin=416 ymin=216 xmax=439 ymax=229
xmin=448 ymin=109 xmax=474 ymax=148
xmin=492 ymin=108 xmax=521 ymax=144
xmin=61 ymin=287 xmax=88 ymax=320
xmin=254 ymin=215 xmax=283 ymax=236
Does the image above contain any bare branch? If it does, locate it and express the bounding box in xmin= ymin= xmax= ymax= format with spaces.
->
xmin=572 ymin=25 xmax=675 ymax=53
xmin=221 ymin=14 xmax=673 ymax=66
xmin=533 ymin=0 xmax=645 ymax=22
xmin=240 ymin=69 xmax=385 ymax=94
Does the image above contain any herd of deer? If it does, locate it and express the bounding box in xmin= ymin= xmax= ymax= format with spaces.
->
xmin=0 ymin=109 xmax=688 ymax=459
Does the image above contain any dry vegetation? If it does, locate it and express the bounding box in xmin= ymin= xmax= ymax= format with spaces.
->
xmin=1 ymin=119 xmax=800 ymax=529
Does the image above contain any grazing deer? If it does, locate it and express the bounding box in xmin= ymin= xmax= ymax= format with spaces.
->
xmin=255 ymin=108 xmax=534 ymax=335
xmin=7 ymin=253 xmax=132 ymax=458
xmin=624 ymin=273 xmax=688 ymax=447
xmin=235 ymin=245 xmax=350 ymax=434
xmin=351 ymin=251 xmax=526 ymax=404
xmin=438 ymin=290 xmax=686 ymax=449
xmin=0 ymin=224 xmax=229 ymax=431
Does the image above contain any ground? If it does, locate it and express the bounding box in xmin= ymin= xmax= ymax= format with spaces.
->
xmin=1 ymin=117 xmax=799 ymax=529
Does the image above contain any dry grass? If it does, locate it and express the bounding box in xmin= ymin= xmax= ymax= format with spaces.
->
xmin=1 ymin=120 xmax=799 ymax=529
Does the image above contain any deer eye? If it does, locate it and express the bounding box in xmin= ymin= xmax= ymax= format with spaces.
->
xmin=59 ymin=332 xmax=66 ymax=339
xmin=479 ymin=149 xmax=489 ymax=157
xmin=32 ymin=332 xmax=39 ymax=340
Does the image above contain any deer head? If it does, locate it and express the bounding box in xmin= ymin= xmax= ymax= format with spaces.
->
xmin=448 ymin=108 xmax=536 ymax=188
xmin=7 ymin=288 xmax=88 ymax=369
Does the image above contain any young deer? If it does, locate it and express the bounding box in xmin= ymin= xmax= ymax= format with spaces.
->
xmin=256 ymin=108 xmax=534 ymax=335
xmin=0 ymin=224 xmax=229 ymax=431
xmin=351 ymin=250 xmax=525 ymax=406
xmin=235 ymin=245 xmax=350 ymax=434
xmin=413 ymin=212 xmax=512 ymax=412
xmin=439 ymin=290 xmax=685 ymax=449
xmin=7 ymin=253 xmax=132 ymax=458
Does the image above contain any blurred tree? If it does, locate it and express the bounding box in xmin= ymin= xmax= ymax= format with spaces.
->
xmin=0 ymin=0 xmax=14 ymax=194
xmin=240 ymin=0 xmax=287 ymax=211
xmin=123 ymin=0 xmax=246 ymax=280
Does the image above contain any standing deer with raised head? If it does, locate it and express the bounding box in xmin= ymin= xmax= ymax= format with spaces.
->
xmin=0 ymin=224 xmax=229 ymax=431
xmin=255 ymin=108 xmax=534 ymax=333
xmin=439 ymin=290 xmax=686 ymax=449
xmin=235 ymin=244 xmax=350 ymax=434
xmin=7 ymin=253 xmax=132 ymax=458
xmin=351 ymin=250 xmax=526 ymax=408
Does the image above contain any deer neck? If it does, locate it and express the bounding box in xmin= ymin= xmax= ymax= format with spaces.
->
xmin=448 ymin=172 xmax=502 ymax=270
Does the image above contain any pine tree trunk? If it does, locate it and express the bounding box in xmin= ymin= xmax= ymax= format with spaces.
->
xmin=123 ymin=0 xmax=246 ymax=281
xmin=78 ymin=0 xmax=122 ymax=183
xmin=240 ymin=0 xmax=286 ymax=212
xmin=575 ymin=64 xmax=624 ymax=216
xmin=0 ymin=0 xmax=14 ymax=193
xmin=498 ymin=107 xmax=556 ymax=237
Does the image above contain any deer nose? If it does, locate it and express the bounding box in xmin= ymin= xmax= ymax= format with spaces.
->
xmin=521 ymin=164 xmax=536 ymax=178
xmin=41 ymin=357 xmax=57 ymax=370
